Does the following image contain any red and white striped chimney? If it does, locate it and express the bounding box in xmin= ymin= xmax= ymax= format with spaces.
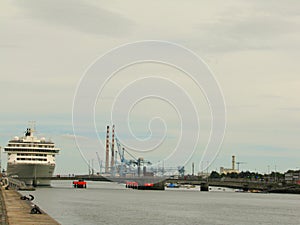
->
xmin=111 ymin=125 xmax=115 ymax=171
xmin=105 ymin=125 xmax=110 ymax=173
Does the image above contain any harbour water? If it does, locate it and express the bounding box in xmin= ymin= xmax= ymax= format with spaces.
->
xmin=21 ymin=181 xmax=300 ymax=225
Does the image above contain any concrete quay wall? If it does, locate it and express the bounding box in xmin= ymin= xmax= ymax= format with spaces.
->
xmin=0 ymin=188 xmax=59 ymax=225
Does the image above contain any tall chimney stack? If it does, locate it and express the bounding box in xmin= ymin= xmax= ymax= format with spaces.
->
xmin=111 ymin=125 xmax=115 ymax=172
xmin=105 ymin=125 xmax=110 ymax=173
xmin=192 ymin=162 xmax=194 ymax=176
xmin=232 ymin=155 xmax=235 ymax=170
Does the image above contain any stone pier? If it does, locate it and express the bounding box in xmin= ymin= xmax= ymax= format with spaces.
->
xmin=0 ymin=188 xmax=59 ymax=225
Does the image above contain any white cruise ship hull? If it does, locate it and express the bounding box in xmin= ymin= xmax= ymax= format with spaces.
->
xmin=6 ymin=163 xmax=55 ymax=186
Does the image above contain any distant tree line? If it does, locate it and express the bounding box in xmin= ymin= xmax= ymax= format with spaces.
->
xmin=209 ymin=170 xmax=285 ymax=181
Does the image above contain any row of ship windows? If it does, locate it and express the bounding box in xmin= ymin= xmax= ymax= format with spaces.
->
xmin=16 ymin=158 xmax=47 ymax=161
xmin=8 ymin=144 xmax=54 ymax=148
xmin=16 ymin=153 xmax=48 ymax=157
xmin=6 ymin=149 xmax=58 ymax=153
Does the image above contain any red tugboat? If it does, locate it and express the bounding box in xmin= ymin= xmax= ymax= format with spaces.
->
xmin=73 ymin=179 xmax=87 ymax=188
xmin=125 ymin=181 xmax=155 ymax=190
xmin=125 ymin=181 xmax=138 ymax=189
xmin=139 ymin=182 xmax=154 ymax=190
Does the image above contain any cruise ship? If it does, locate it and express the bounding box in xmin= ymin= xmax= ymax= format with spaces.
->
xmin=4 ymin=127 xmax=60 ymax=186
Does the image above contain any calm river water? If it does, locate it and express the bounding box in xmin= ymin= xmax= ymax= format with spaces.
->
xmin=21 ymin=181 xmax=300 ymax=225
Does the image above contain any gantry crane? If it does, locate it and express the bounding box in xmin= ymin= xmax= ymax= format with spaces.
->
xmin=115 ymin=138 xmax=151 ymax=177
xmin=96 ymin=152 xmax=103 ymax=174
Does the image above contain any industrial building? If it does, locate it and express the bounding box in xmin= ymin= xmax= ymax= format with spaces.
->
xmin=284 ymin=170 xmax=300 ymax=184
xmin=220 ymin=155 xmax=240 ymax=175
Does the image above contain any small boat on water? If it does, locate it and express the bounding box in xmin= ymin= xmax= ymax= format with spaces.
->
xmin=73 ymin=180 xmax=87 ymax=188
xmin=166 ymin=183 xmax=179 ymax=188
xmin=125 ymin=181 xmax=138 ymax=189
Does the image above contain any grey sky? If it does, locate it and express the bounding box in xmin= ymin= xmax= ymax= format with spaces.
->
xmin=0 ymin=0 xmax=299 ymax=174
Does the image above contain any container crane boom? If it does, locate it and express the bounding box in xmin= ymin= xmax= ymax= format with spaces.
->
xmin=96 ymin=152 xmax=102 ymax=174
xmin=115 ymin=138 xmax=152 ymax=177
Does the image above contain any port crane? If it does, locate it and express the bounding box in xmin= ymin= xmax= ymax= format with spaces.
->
xmin=115 ymin=138 xmax=151 ymax=177
xmin=115 ymin=138 xmax=132 ymax=176
xmin=178 ymin=166 xmax=185 ymax=177
xmin=96 ymin=152 xmax=103 ymax=174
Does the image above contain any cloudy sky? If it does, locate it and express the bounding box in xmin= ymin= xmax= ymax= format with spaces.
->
xmin=1 ymin=0 xmax=299 ymax=174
